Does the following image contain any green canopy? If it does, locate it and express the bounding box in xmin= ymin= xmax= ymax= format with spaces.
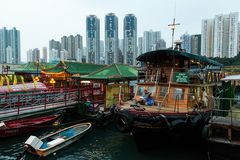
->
xmin=74 ymin=64 xmax=137 ymax=82
xmin=43 ymin=61 xmax=106 ymax=75
xmin=136 ymin=49 xmax=223 ymax=66
xmin=10 ymin=62 xmax=55 ymax=74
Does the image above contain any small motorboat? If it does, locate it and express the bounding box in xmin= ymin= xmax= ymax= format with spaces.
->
xmin=0 ymin=114 xmax=61 ymax=138
xmin=24 ymin=122 xmax=91 ymax=157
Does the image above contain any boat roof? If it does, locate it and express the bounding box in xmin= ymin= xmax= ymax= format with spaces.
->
xmin=136 ymin=49 xmax=223 ymax=66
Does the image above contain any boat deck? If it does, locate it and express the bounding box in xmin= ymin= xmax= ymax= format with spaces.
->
xmin=210 ymin=116 xmax=240 ymax=128
xmin=120 ymin=100 xmax=204 ymax=113
xmin=210 ymin=104 xmax=240 ymax=128
xmin=209 ymin=104 xmax=240 ymax=142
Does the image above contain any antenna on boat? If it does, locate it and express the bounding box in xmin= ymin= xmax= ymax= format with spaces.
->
xmin=168 ymin=0 xmax=180 ymax=49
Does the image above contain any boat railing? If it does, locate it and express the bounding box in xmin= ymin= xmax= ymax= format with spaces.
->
xmin=174 ymin=94 xmax=180 ymax=112
xmin=209 ymin=97 xmax=240 ymax=126
xmin=138 ymin=67 xmax=221 ymax=85
xmin=207 ymin=97 xmax=240 ymax=142
xmin=154 ymin=91 xmax=204 ymax=113
xmin=0 ymin=88 xmax=79 ymax=117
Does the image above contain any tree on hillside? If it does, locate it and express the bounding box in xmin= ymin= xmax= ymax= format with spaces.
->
xmin=210 ymin=52 xmax=240 ymax=66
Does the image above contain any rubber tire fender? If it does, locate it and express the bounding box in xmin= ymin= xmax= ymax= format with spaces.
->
xmin=201 ymin=124 xmax=210 ymax=139
xmin=192 ymin=115 xmax=205 ymax=135
xmin=115 ymin=114 xmax=130 ymax=132
xmin=170 ymin=119 xmax=187 ymax=138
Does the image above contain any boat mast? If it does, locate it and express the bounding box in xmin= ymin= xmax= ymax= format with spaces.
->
xmin=168 ymin=1 xmax=180 ymax=49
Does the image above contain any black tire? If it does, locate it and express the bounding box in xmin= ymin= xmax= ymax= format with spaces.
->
xmin=170 ymin=119 xmax=187 ymax=139
xmin=192 ymin=115 xmax=205 ymax=136
xmin=201 ymin=124 xmax=210 ymax=139
xmin=115 ymin=115 xmax=130 ymax=132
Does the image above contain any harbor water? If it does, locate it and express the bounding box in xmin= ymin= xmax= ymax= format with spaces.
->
xmin=0 ymin=121 xmax=209 ymax=160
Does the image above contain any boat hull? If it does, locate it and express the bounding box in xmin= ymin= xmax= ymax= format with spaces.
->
xmin=115 ymin=107 xmax=210 ymax=136
xmin=26 ymin=122 xmax=91 ymax=157
xmin=34 ymin=132 xmax=86 ymax=157
xmin=0 ymin=115 xmax=60 ymax=138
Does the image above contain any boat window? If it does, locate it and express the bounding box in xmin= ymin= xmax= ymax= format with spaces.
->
xmin=147 ymin=86 xmax=156 ymax=96
xmin=173 ymin=88 xmax=184 ymax=100
xmin=93 ymin=83 xmax=100 ymax=88
xmin=137 ymin=86 xmax=145 ymax=96
xmin=159 ymin=86 xmax=168 ymax=97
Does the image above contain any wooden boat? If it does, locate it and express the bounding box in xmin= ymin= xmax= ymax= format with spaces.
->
xmin=24 ymin=122 xmax=91 ymax=157
xmin=114 ymin=46 xmax=224 ymax=140
xmin=0 ymin=114 xmax=61 ymax=138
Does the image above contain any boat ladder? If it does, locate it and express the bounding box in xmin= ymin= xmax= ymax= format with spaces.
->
xmin=158 ymin=68 xmax=174 ymax=110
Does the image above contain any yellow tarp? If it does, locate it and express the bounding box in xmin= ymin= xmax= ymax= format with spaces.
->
xmin=106 ymin=83 xmax=130 ymax=108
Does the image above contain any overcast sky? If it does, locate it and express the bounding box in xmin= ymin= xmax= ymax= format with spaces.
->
xmin=0 ymin=0 xmax=239 ymax=62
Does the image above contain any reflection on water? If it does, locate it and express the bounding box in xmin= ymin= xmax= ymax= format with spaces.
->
xmin=0 ymin=123 xmax=210 ymax=160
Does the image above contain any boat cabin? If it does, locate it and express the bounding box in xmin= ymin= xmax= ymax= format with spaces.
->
xmin=121 ymin=49 xmax=223 ymax=113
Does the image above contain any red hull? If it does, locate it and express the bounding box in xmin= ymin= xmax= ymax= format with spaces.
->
xmin=0 ymin=114 xmax=60 ymax=138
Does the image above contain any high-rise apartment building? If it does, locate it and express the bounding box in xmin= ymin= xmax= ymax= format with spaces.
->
xmin=123 ymin=14 xmax=137 ymax=65
xmin=191 ymin=34 xmax=201 ymax=55
xmin=138 ymin=37 xmax=143 ymax=55
xmin=57 ymin=34 xmax=83 ymax=62
xmin=202 ymin=12 xmax=239 ymax=58
xmin=100 ymin=40 xmax=104 ymax=57
xmin=119 ymin=39 xmax=123 ymax=54
xmin=105 ymin=13 xmax=118 ymax=64
xmin=86 ymin=15 xmax=100 ymax=64
xmin=238 ymin=22 xmax=240 ymax=53
xmin=67 ymin=35 xmax=75 ymax=59
xmin=143 ymin=30 xmax=161 ymax=53
xmin=27 ymin=48 xmax=40 ymax=62
xmin=179 ymin=33 xmax=201 ymax=54
xmin=32 ymin=48 xmax=40 ymax=62
xmin=155 ymin=39 xmax=166 ymax=50
xmin=6 ymin=46 xmax=13 ymax=63
xmin=74 ymin=34 xmax=83 ymax=62
xmin=100 ymin=40 xmax=105 ymax=64
xmin=180 ymin=32 xmax=191 ymax=53
xmin=49 ymin=39 xmax=61 ymax=62
xmin=213 ymin=12 xmax=239 ymax=58
xmin=60 ymin=49 xmax=68 ymax=61
xmin=42 ymin=47 xmax=48 ymax=62
xmin=0 ymin=27 xmax=21 ymax=64
xmin=61 ymin=36 xmax=68 ymax=51
xmin=201 ymin=19 xmax=214 ymax=57
xmin=27 ymin=49 xmax=32 ymax=62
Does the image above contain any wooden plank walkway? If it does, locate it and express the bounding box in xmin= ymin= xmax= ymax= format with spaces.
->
xmin=0 ymin=101 xmax=78 ymax=121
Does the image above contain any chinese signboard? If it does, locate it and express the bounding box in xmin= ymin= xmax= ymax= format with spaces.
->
xmin=174 ymin=72 xmax=189 ymax=83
